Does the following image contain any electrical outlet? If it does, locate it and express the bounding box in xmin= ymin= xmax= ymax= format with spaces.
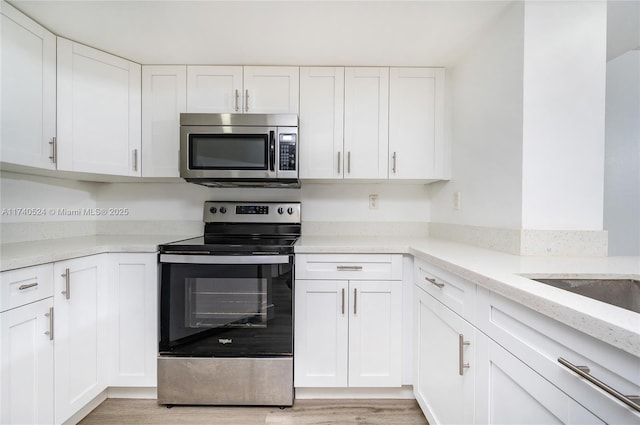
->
xmin=369 ymin=194 xmax=379 ymax=209
xmin=453 ymin=191 xmax=461 ymax=210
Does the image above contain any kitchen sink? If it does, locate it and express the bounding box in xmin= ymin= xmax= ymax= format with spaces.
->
xmin=531 ymin=278 xmax=640 ymax=314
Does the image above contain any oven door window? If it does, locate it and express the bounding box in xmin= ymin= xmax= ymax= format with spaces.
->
xmin=189 ymin=134 xmax=268 ymax=170
xmin=160 ymin=260 xmax=293 ymax=357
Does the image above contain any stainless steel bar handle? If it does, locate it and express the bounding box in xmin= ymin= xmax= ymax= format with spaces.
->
xmin=353 ymin=288 xmax=357 ymax=315
xmin=337 ymin=152 xmax=341 ymax=174
xmin=459 ymin=334 xmax=470 ymax=376
xmin=245 ymin=89 xmax=249 ymax=112
xmin=44 ymin=307 xmax=54 ymax=340
xmin=426 ymin=276 xmax=445 ymax=289
xmin=347 ymin=151 xmax=351 ymax=174
xmin=133 ymin=149 xmax=138 ymax=172
xmin=337 ymin=265 xmax=363 ymax=271
xmin=234 ymin=89 xmax=240 ymax=112
xmin=341 ymin=288 xmax=345 ymax=315
xmin=392 ymin=151 xmax=397 ymax=174
xmin=61 ymin=268 xmax=70 ymax=300
xmin=558 ymin=357 xmax=640 ymax=412
xmin=48 ymin=137 xmax=57 ymax=164
xmin=18 ymin=282 xmax=38 ymax=291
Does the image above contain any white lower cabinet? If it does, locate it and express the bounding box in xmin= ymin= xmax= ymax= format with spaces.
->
xmin=413 ymin=285 xmax=475 ymax=425
xmin=295 ymin=279 xmax=402 ymax=388
xmin=475 ymin=334 xmax=604 ymax=425
xmin=294 ymin=254 xmax=403 ymax=389
xmin=0 ymin=297 xmax=54 ymax=425
xmin=53 ymin=254 xmax=109 ymax=424
xmin=108 ymin=253 xmax=158 ymax=387
xmin=414 ymin=259 xmax=640 ymax=425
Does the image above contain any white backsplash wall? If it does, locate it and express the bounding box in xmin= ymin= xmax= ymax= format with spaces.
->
xmin=94 ymin=181 xmax=429 ymax=224
xmin=0 ymin=171 xmax=99 ymax=223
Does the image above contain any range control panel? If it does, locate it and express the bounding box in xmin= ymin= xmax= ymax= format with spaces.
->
xmin=204 ymin=201 xmax=301 ymax=223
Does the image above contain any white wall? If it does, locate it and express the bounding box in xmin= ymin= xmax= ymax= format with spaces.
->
xmin=430 ymin=2 xmax=524 ymax=229
xmin=607 ymin=0 xmax=640 ymax=62
xmin=520 ymin=1 xmax=607 ymax=230
xmin=604 ymin=50 xmax=640 ymax=255
xmin=0 ymin=171 xmax=98 ymax=222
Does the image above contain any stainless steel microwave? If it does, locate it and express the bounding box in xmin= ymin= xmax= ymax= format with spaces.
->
xmin=179 ymin=113 xmax=299 ymax=188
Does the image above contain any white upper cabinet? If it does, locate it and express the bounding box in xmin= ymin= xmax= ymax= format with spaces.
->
xmin=299 ymin=67 xmax=345 ymax=179
xmin=343 ymin=67 xmax=389 ymax=179
xmin=57 ymin=38 xmax=141 ymax=176
xmin=186 ymin=66 xmax=242 ymax=113
xmin=389 ymin=67 xmax=445 ymax=180
xmin=142 ymin=65 xmax=186 ymax=177
xmin=0 ymin=2 xmax=56 ymax=169
xmin=243 ymin=66 xmax=299 ymax=114
xmin=186 ymin=66 xmax=299 ymax=114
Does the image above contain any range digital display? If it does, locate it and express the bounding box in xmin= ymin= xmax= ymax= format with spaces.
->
xmin=236 ymin=205 xmax=269 ymax=215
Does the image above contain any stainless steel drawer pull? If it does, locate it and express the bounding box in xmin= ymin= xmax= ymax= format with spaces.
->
xmin=234 ymin=89 xmax=240 ymax=112
xmin=459 ymin=334 xmax=470 ymax=376
xmin=133 ymin=149 xmax=139 ymax=172
xmin=61 ymin=268 xmax=70 ymax=300
xmin=341 ymin=288 xmax=345 ymax=315
xmin=558 ymin=357 xmax=640 ymax=412
xmin=44 ymin=307 xmax=54 ymax=341
xmin=337 ymin=265 xmax=363 ymax=271
xmin=347 ymin=151 xmax=351 ymax=174
xmin=337 ymin=151 xmax=341 ymax=174
xmin=392 ymin=151 xmax=397 ymax=174
xmin=48 ymin=137 xmax=57 ymax=164
xmin=18 ymin=282 xmax=38 ymax=291
xmin=426 ymin=277 xmax=445 ymax=288
xmin=245 ymin=89 xmax=249 ymax=112
xmin=353 ymin=288 xmax=358 ymax=315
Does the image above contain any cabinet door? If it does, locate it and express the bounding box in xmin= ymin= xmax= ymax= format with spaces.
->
xmin=0 ymin=298 xmax=54 ymax=425
xmin=142 ymin=65 xmax=186 ymax=177
xmin=108 ymin=253 xmax=158 ymax=387
xmin=0 ymin=2 xmax=56 ymax=169
xmin=243 ymin=66 xmax=299 ymax=114
xmin=54 ymin=255 xmax=108 ymax=425
xmin=299 ymin=67 xmax=344 ymax=179
xmin=389 ymin=68 xmax=445 ymax=180
xmin=475 ymin=335 xmax=605 ymax=425
xmin=294 ymin=279 xmax=348 ymax=387
xmin=349 ymin=281 xmax=402 ymax=387
xmin=344 ymin=67 xmax=389 ymax=179
xmin=57 ymin=38 xmax=141 ymax=176
xmin=414 ymin=286 xmax=475 ymax=425
xmin=186 ymin=66 xmax=243 ymax=113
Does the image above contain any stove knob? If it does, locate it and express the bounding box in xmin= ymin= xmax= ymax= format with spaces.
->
xmin=220 ymin=207 xmax=227 ymax=214
xmin=277 ymin=207 xmax=284 ymax=215
xmin=209 ymin=207 xmax=217 ymax=214
xmin=287 ymin=207 xmax=294 ymax=215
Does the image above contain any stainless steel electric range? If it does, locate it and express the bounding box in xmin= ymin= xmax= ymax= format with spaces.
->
xmin=157 ymin=201 xmax=300 ymax=406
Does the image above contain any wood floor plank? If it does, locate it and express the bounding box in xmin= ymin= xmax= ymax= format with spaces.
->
xmin=78 ymin=399 xmax=429 ymax=425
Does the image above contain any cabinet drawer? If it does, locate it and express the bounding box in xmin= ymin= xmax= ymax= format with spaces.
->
xmin=414 ymin=258 xmax=476 ymax=322
xmin=477 ymin=288 xmax=640 ymax=424
xmin=295 ymin=254 xmax=402 ymax=280
xmin=1 ymin=264 xmax=54 ymax=312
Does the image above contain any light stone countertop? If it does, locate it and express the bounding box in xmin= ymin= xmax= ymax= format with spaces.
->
xmin=2 ymin=233 xmax=638 ymax=357
xmin=0 ymin=234 xmax=195 ymax=271
xmin=296 ymin=235 xmax=640 ymax=357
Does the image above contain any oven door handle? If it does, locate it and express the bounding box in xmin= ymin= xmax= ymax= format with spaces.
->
xmin=160 ymin=254 xmax=291 ymax=265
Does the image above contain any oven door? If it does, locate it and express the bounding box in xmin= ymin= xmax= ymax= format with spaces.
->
xmin=159 ymin=254 xmax=293 ymax=358
xmin=180 ymin=125 xmax=278 ymax=180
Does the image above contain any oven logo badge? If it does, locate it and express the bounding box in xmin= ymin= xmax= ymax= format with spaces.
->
xmin=218 ymin=338 xmax=233 ymax=345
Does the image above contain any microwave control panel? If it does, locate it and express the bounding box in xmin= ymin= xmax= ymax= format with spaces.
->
xmin=279 ymin=133 xmax=297 ymax=171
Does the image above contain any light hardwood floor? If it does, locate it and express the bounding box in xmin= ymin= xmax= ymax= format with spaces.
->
xmin=78 ymin=399 xmax=429 ymax=425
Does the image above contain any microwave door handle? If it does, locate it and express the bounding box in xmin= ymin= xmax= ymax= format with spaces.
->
xmin=269 ymin=131 xmax=276 ymax=172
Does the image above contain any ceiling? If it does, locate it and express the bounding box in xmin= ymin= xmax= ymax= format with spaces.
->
xmin=7 ymin=1 xmax=515 ymax=67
